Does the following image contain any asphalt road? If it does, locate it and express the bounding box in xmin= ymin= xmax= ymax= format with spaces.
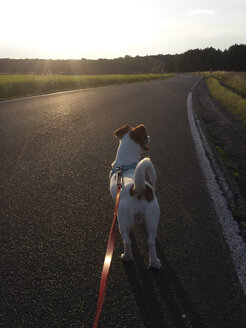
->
xmin=1 ymin=75 xmax=245 ymax=328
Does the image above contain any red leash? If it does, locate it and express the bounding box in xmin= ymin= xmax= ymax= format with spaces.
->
xmin=93 ymin=172 xmax=122 ymax=328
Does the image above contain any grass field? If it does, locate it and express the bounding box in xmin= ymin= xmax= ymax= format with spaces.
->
xmin=205 ymin=71 xmax=246 ymax=124
xmin=0 ymin=73 xmax=174 ymax=101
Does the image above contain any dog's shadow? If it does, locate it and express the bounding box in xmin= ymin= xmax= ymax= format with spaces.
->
xmin=123 ymin=233 xmax=205 ymax=328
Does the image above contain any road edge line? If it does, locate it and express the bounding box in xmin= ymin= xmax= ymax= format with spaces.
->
xmin=187 ymin=81 xmax=246 ymax=295
xmin=0 ymin=88 xmax=91 ymax=104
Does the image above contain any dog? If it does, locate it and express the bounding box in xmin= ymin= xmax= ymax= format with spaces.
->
xmin=109 ymin=124 xmax=161 ymax=269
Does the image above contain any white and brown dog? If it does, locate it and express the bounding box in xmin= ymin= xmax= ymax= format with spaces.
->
xmin=110 ymin=124 xmax=161 ymax=269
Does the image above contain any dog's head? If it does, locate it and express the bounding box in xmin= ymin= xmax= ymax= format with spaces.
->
xmin=114 ymin=124 xmax=150 ymax=151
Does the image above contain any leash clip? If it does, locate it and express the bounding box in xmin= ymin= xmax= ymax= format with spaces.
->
xmin=116 ymin=168 xmax=123 ymax=188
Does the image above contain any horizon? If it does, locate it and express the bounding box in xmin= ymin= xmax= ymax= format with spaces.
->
xmin=1 ymin=0 xmax=246 ymax=60
xmin=1 ymin=43 xmax=244 ymax=62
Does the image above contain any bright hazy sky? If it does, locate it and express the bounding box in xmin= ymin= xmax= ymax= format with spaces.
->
xmin=1 ymin=0 xmax=246 ymax=59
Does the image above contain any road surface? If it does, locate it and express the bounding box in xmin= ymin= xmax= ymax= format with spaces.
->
xmin=1 ymin=75 xmax=245 ymax=327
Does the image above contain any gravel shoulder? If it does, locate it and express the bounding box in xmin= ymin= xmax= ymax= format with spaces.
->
xmin=193 ymin=78 xmax=246 ymax=241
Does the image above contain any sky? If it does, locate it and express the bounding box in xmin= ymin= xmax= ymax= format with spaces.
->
xmin=1 ymin=0 xmax=246 ymax=59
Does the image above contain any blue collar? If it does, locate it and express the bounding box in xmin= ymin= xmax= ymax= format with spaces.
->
xmin=110 ymin=162 xmax=137 ymax=177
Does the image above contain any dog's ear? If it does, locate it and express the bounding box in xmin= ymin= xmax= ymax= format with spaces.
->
xmin=114 ymin=124 xmax=130 ymax=138
xmin=129 ymin=124 xmax=148 ymax=148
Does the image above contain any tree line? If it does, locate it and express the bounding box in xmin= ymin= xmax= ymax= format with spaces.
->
xmin=0 ymin=44 xmax=245 ymax=75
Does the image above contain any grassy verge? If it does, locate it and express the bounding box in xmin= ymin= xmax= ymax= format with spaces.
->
xmin=203 ymin=122 xmax=240 ymax=178
xmin=206 ymin=76 xmax=246 ymax=124
xmin=0 ymin=73 xmax=174 ymax=101
xmin=210 ymin=71 xmax=246 ymax=97
xmin=199 ymin=71 xmax=246 ymax=97
xmin=215 ymin=145 xmax=240 ymax=178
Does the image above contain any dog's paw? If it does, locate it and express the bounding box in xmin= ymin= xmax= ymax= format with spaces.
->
xmin=149 ymin=259 xmax=161 ymax=269
xmin=121 ymin=253 xmax=133 ymax=262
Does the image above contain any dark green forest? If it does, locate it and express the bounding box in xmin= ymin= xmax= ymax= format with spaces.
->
xmin=0 ymin=44 xmax=245 ymax=74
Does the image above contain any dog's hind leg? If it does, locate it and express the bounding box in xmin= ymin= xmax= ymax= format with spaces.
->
xmin=120 ymin=229 xmax=133 ymax=262
xmin=117 ymin=207 xmax=134 ymax=262
xmin=147 ymin=231 xmax=161 ymax=268
xmin=145 ymin=204 xmax=161 ymax=269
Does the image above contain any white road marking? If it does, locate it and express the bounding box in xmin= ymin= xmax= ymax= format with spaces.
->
xmin=187 ymin=82 xmax=246 ymax=295
xmin=0 ymin=87 xmax=92 ymax=104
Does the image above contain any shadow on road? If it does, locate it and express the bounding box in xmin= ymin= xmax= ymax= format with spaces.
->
xmin=123 ymin=235 xmax=205 ymax=328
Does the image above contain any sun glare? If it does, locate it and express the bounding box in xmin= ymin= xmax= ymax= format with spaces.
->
xmin=1 ymin=0 xmax=156 ymax=59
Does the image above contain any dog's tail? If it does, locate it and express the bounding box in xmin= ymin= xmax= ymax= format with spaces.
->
xmin=134 ymin=157 xmax=156 ymax=193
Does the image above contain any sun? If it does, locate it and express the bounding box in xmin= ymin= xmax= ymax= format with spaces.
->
xmin=1 ymin=0 xmax=154 ymax=59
